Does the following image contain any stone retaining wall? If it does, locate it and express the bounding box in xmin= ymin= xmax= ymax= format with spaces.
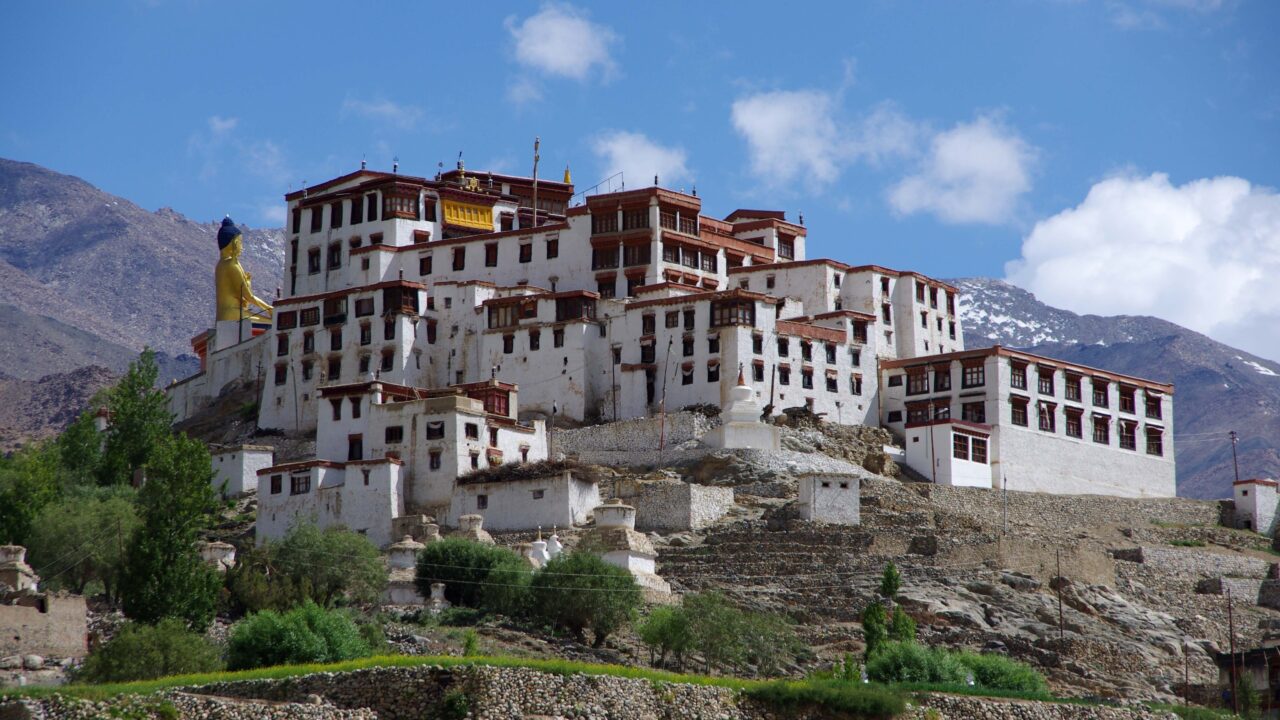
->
xmin=1114 ymin=546 xmax=1276 ymax=579
xmin=907 ymin=694 xmax=1181 ymax=719
xmin=1194 ymin=577 xmax=1265 ymax=601
xmin=556 ymin=412 xmax=714 ymax=455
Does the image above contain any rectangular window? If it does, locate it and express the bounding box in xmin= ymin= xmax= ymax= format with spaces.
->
xmin=308 ymin=248 xmax=321 ymax=274
xmin=291 ymin=208 xmax=302 ymax=234
xmin=310 ymin=207 xmax=323 ymax=233
xmin=888 ymin=374 xmax=903 ymax=387
xmin=707 ymin=363 xmax=720 ymax=382
xmin=360 ymin=324 xmax=371 ymax=346
xmin=327 ymin=356 xmax=341 ymax=380
xmin=800 ymin=342 xmax=813 ymax=362
xmin=274 ymin=364 xmax=287 ymax=386
xmin=465 ymin=423 xmax=479 ymax=440
xmin=270 ymin=474 xmax=282 ymax=494
xmin=329 ymin=328 xmax=342 ymax=352
xmin=419 ymin=255 xmax=432 ymax=276
xmin=277 ymin=310 xmax=298 ymax=330
xmin=359 ymin=354 xmax=370 ymax=373
xmin=385 ymin=425 xmax=405 ymax=444
xmin=665 ymin=311 xmax=679 ymax=329
xmin=642 ymin=313 xmax=656 ymax=335
xmin=529 ymin=329 xmax=540 ymax=351
xmin=825 ymin=375 xmax=838 ymax=392
xmin=778 ymin=237 xmax=794 ymax=259
xmin=962 ymin=401 xmax=985 ymax=423
xmin=1092 ymin=379 xmax=1109 ymax=407
xmin=429 ymin=450 xmax=442 ymax=470
xmin=519 ymin=243 xmax=532 ymax=263
xmin=380 ymin=352 xmax=393 ymax=372
xmin=920 ymin=312 xmax=928 ymax=329
xmin=1010 ymin=362 xmax=1027 ymax=390
xmin=1038 ymin=402 xmax=1056 ymax=432
xmin=801 ymin=369 xmax=813 ymax=389
xmin=553 ymin=328 xmax=564 ymax=348
xmin=596 ymin=278 xmax=616 ymax=298
xmin=708 ymin=335 xmax=720 ymax=354
xmin=934 ymin=369 xmax=951 ymax=392
xmin=348 ymin=435 xmax=363 ymax=461
xmin=303 ymin=332 xmax=315 ymax=354
xmin=350 ymin=196 xmax=363 ymax=225
xmin=887 ymin=410 xmax=903 ymax=423
xmin=682 ymin=336 xmax=694 ymax=357
xmin=277 ymin=334 xmax=289 ymax=357
xmin=640 ymin=343 xmax=656 ymax=364
xmin=1092 ymin=416 xmax=1110 ymax=445
xmin=777 ymin=338 xmax=789 ymax=356
xmin=1146 ymin=427 xmax=1164 ymax=456
xmin=683 ymin=309 xmax=695 ymax=330
xmin=546 ymin=238 xmax=559 ymax=258
xmin=906 ymin=372 xmax=928 ymax=395
xmin=1038 ymin=369 xmax=1055 ymax=395
xmin=1011 ymin=398 xmax=1028 ymax=427
xmin=906 ymin=405 xmax=929 ymax=424
xmin=949 ymin=321 xmax=956 ymax=340
xmin=301 ymin=361 xmax=313 ymax=381
xmin=366 ymin=194 xmax=378 ymax=222
xmin=426 ymin=421 xmax=446 ymax=440
xmin=962 ymin=364 xmax=985 ymax=388
xmin=850 ymin=374 xmax=863 ymax=395
xmin=971 ymin=437 xmax=988 ymax=464
xmin=778 ymin=368 xmax=790 ymax=385
xmin=824 ymin=344 xmax=836 ymax=364
xmin=452 ymin=247 xmax=466 ymax=271
xmin=354 ymin=297 xmax=375 ymax=317
xmin=624 ymin=244 xmax=651 ymax=266
xmin=1145 ymin=393 xmax=1162 ymax=419
xmin=349 ymin=397 xmax=360 ymax=419
xmin=1065 ymin=374 xmax=1082 ymax=402
xmin=290 ymin=474 xmax=310 ymax=495
xmin=953 ymin=433 xmax=970 ymax=461
xmin=1119 ymin=422 xmax=1136 ymax=450
xmin=681 ymin=366 xmax=694 ymax=385
xmin=1065 ymin=409 xmax=1083 ymax=438
xmin=300 ymin=307 xmax=320 ymax=326
xmin=485 ymin=243 xmax=498 ymax=267
xmin=710 ymin=301 xmax=754 ymax=327
xmin=753 ymin=363 xmax=765 ymax=382
xmin=1119 ymin=386 xmax=1137 ymax=414
xmin=752 ymin=334 xmax=763 ymax=354
xmin=503 ymin=334 xmax=514 ymax=354
xmin=592 ymin=247 xmax=619 ymax=270
xmin=384 ymin=319 xmax=396 ymax=341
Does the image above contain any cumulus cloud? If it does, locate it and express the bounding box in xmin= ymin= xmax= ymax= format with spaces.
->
xmin=591 ymin=131 xmax=690 ymax=188
xmin=730 ymin=92 xmax=920 ymax=189
xmin=888 ymin=116 xmax=1035 ymax=225
xmin=506 ymin=3 xmax=618 ymax=82
xmin=1005 ymin=172 xmax=1280 ymax=361
xmin=340 ymin=96 xmax=423 ymax=129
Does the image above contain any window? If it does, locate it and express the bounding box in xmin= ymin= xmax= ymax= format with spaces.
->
xmin=1038 ymin=402 xmax=1056 ymax=432
xmin=826 ymin=375 xmax=838 ymax=392
xmin=801 ymin=369 xmax=813 ymax=389
xmin=752 ymin=334 xmax=763 ymax=354
xmin=329 ymin=328 xmax=342 ymax=352
xmin=384 ymin=318 xmax=396 ymax=341
xmin=881 ymin=304 xmax=891 ymax=323
xmin=429 ymin=450 xmax=442 ymax=470
xmin=452 ymin=247 xmax=465 ymax=271
xmin=1146 ymin=427 xmax=1164 ymax=456
xmin=380 ymin=351 xmax=393 ymax=372
xmin=597 ymin=278 xmax=616 ymax=298
xmin=519 ymin=243 xmax=532 ymax=263
xmin=330 ymin=399 xmax=342 ymax=421
xmin=707 ymin=363 xmax=720 ymax=382
xmin=277 ymin=334 xmax=289 ymax=357
xmin=887 ymin=410 xmax=903 ymax=423
xmin=753 ymin=363 xmax=765 ymax=382
xmin=355 ymin=297 xmax=375 ymax=317
xmin=766 ymin=275 xmax=776 ymax=290
xmin=327 ymin=242 xmax=341 ymax=270
xmin=277 ymin=311 xmax=298 ymax=330
xmin=971 ymin=436 xmax=988 ymax=464
xmin=350 ymin=195 xmax=363 ymax=224
xmin=1010 ymin=398 xmax=1028 ymax=427
xmin=348 ymin=434 xmax=364 ymax=461
xmin=301 ymin=361 xmax=313 ymax=381
xmin=953 ymin=433 xmax=970 ymax=461
xmin=778 ymin=237 xmax=794 ymax=259
xmin=906 ymin=372 xmax=928 ymax=395
xmin=529 ymin=329 xmax=540 ymax=351
xmin=426 ymin=421 xmax=445 ymax=440
xmin=1092 ymin=416 xmax=1110 ymax=445
xmin=779 ymin=367 xmax=790 ymax=385
xmin=592 ymin=247 xmax=619 ymax=270
xmin=546 ymin=238 xmax=559 ymax=258
xmin=310 ymin=207 xmax=323 ymax=233
xmin=360 ymin=324 xmax=371 ymax=345
xmin=485 ymin=243 xmax=498 ymax=267
xmin=613 ymin=346 xmax=622 ymax=364
xmin=419 ymin=255 xmax=432 ymax=276
xmin=290 ymin=474 xmax=310 ymax=495
xmin=920 ymin=312 xmax=928 ymax=329
xmin=269 ymin=474 xmax=282 ymax=494
xmin=274 ymin=364 xmax=287 ymax=386
xmin=327 ymin=356 xmax=341 ymax=380
xmin=553 ymin=328 xmax=564 ymax=348
xmin=1119 ymin=386 xmax=1137 ymax=414
xmin=624 ymin=244 xmax=651 ymax=267
xmin=801 ymin=342 xmax=813 ymax=362
xmin=303 ymin=331 xmax=315 ymax=354
xmin=777 ymin=338 xmax=790 ymax=356
xmin=888 ymin=374 xmax=903 ymax=387
xmin=962 ymin=401 xmax=985 ymax=423
xmin=906 ymin=405 xmax=929 ymax=424
xmin=291 ymin=208 xmax=302 ymax=234
xmin=349 ymin=397 xmax=360 ymax=419
xmin=308 ymin=247 xmax=321 ymax=274
xmin=683 ymin=309 xmax=695 ymax=330
xmin=503 ymin=334 xmax=514 ymax=354
xmin=1010 ymin=362 xmax=1027 ymax=390
xmin=386 ymin=426 xmax=404 ymax=444
xmin=1065 ymin=374 xmax=1082 ymax=402
xmin=1119 ymin=421 xmax=1136 ymax=450
xmin=1038 ymin=369 xmax=1055 ymax=395
xmin=642 ymin=314 xmax=656 ymax=335
xmin=465 ymin=423 xmax=479 ymax=440
xmin=1092 ymin=379 xmax=1109 ymax=407
xmin=708 ymin=335 xmax=720 ymax=354
xmin=710 ymin=301 xmax=754 ymax=327
xmin=301 ymin=307 xmax=320 ymax=326
xmin=665 ymin=311 xmax=679 ymax=329
xmin=850 ymin=374 xmax=863 ymax=395
xmin=949 ymin=321 xmax=956 ymax=340
xmin=358 ymin=353 xmax=370 ymax=373
xmin=682 ymin=336 xmax=694 ymax=357
xmin=1145 ymin=393 xmax=1162 ymax=419
xmin=476 ymin=494 xmax=488 ymax=510
xmin=1065 ymin=409 xmax=1083 ymax=438
xmin=700 ymin=252 xmax=717 ymax=272
xmin=824 ymin=344 xmax=836 ymax=364
xmin=681 ymin=366 xmax=694 ymax=385
xmin=532 ymin=489 xmax=544 ymax=499
xmin=470 ymin=453 xmax=480 ymax=470
xmin=934 ymin=369 xmax=951 ymax=392
xmin=640 ymin=343 xmax=655 ymax=364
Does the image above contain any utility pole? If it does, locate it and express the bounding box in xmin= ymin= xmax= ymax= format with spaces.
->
xmin=1002 ymin=476 xmax=1009 ymax=534
xmin=1056 ymin=549 xmax=1064 ymax=646
xmin=531 ymin=137 xmax=541 ymax=228
xmin=1183 ymin=638 xmax=1189 ymax=710
xmin=1230 ymin=430 xmax=1241 ymax=484
xmin=658 ymin=336 xmax=674 ymax=461
xmin=1228 ymin=587 xmax=1239 ymax=716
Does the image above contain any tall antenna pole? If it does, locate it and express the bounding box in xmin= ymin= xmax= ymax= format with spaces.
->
xmin=531 ymin=137 xmax=541 ymax=229
xmin=1230 ymin=430 xmax=1241 ymax=483
xmin=1229 ymin=587 xmax=1239 ymax=716
xmin=1056 ymin=549 xmax=1064 ymax=645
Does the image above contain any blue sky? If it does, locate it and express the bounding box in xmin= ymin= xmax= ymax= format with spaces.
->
xmin=4 ymin=1 xmax=1280 ymax=359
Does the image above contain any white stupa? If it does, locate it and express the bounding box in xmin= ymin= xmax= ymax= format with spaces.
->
xmin=705 ymin=366 xmax=780 ymax=451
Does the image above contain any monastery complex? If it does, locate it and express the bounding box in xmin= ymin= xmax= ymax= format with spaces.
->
xmin=168 ymin=161 xmax=1178 ymax=551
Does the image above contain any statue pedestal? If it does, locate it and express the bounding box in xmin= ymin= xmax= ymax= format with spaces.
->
xmin=212 ymin=319 xmax=257 ymax=352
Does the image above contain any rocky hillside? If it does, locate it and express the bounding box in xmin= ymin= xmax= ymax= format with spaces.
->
xmin=0 ymin=158 xmax=284 ymax=370
xmin=955 ymin=277 xmax=1280 ymax=499
xmin=0 ymin=365 xmax=116 ymax=451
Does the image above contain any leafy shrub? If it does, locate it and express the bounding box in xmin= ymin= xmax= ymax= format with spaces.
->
xmin=271 ymin=523 xmax=386 ymax=607
xmin=226 ymin=601 xmax=373 ymax=670
xmin=861 ymin=602 xmax=888 ymax=659
xmin=889 ymin=606 xmax=916 ymax=644
xmin=1170 ymin=539 xmax=1207 ymax=548
xmin=529 ymin=552 xmax=641 ymax=647
xmin=638 ymin=592 xmax=800 ymax=676
xmin=866 ymin=642 xmax=967 ymax=685
xmin=638 ymin=606 xmax=692 ymax=668
xmin=75 ymin=619 xmax=222 ymax=683
xmin=416 ymin=538 xmax=530 ymax=613
xmin=745 ymin=679 xmax=905 ymax=718
xmin=26 ymin=486 xmax=139 ymax=601
xmin=955 ymin=652 xmax=1048 ymax=693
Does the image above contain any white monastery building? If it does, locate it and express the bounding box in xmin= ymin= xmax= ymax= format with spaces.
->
xmin=167 ymin=157 xmax=1180 ymax=547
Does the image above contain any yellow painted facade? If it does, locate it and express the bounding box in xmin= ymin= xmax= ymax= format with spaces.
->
xmin=442 ymin=200 xmax=494 ymax=231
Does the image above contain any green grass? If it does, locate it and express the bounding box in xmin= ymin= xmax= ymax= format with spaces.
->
xmin=1149 ymin=704 xmax=1238 ymax=719
xmin=744 ymin=679 xmax=904 ymax=718
xmin=892 ymin=681 xmax=1054 ymax=702
xmin=1170 ymin=539 xmax=1208 ymax=548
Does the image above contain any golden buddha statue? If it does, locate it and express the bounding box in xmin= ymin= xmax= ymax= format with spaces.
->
xmin=215 ymin=217 xmax=273 ymax=322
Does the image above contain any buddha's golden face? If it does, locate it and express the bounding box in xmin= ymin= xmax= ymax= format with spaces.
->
xmin=221 ymin=234 xmax=243 ymax=258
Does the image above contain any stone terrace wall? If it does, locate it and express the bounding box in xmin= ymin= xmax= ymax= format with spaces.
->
xmin=1115 ymin=546 xmax=1276 ymax=579
xmin=907 ymin=694 xmax=1182 ymax=719
xmin=915 ymin=483 xmax=1225 ymax=532
xmin=556 ymin=412 xmax=714 ymax=455
xmin=616 ymin=480 xmax=736 ymax=532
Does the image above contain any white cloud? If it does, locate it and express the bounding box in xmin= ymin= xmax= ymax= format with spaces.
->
xmin=591 ymin=131 xmax=690 ymax=188
xmin=506 ymin=3 xmax=618 ymax=82
xmin=1005 ymin=172 xmax=1280 ymax=361
xmin=1108 ymin=0 xmax=1229 ymax=29
xmin=730 ymin=91 xmax=921 ymax=189
xmin=257 ymin=201 xmax=287 ymax=225
xmin=505 ymin=76 xmax=544 ymax=106
xmin=188 ymin=116 xmax=290 ymax=185
xmin=208 ymin=115 xmax=238 ymax=137
xmin=888 ymin=115 xmax=1036 ymax=225
xmin=340 ymin=96 xmax=423 ymax=129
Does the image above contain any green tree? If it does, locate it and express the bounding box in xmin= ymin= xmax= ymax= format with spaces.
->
xmin=637 ymin=606 xmax=692 ymax=669
xmin=529 ymin=552 xmax=640 ymax=647
xmin=98 ymin=349 xmax=173 ymax=486
xmin=26 ymin=486 xmax=139 ymax=600
xmin=56 ymin=408 xmax=105 ymax=487
xmin=270 ymin=522 xmax=386 ymax=607
xmin=74 ymin=618 xmax=222 ymax=683
xmin=119 ymin=432 xmax=221 ymax=629
xmin=685 ymin=592 xmax=748 ymax=673
xmin=879 ymin=561 xmax=901 ymax=605
xmin=861 ymin=602 xmax=888 ymax=660
xmin=866 ymin=641 xmax=967 ymax=685
xmin=742 ymin=609 xmax=803 ymax=677
xmin=226 ymin=601 xmax=373 ymax=670
xmin=889 ymin=606 xmax=917 ymax=644
xmin=416 ymin=538 xmax=530 ymax=613
xmin=0 ymin=441 xmax=63 ymax=545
